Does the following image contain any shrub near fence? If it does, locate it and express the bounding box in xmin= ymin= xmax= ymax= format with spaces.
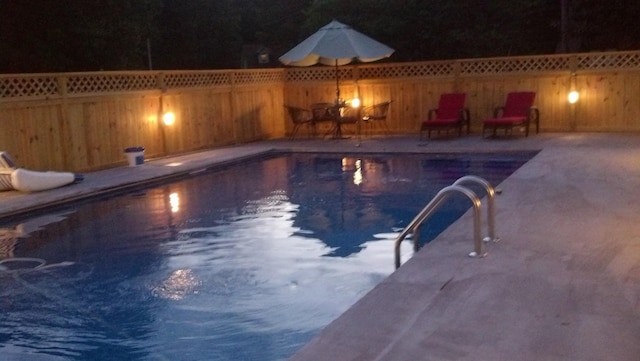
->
xmin=1 ymin=51 xmax=639 ymax=172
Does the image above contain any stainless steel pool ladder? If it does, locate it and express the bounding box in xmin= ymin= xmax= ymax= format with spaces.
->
xmin=394 ymin=175 xmax=499 ymax=269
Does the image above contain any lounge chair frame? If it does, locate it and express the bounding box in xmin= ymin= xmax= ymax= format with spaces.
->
xmin=482 ymin=92 xmax=540 ymax=138
xmin=420 ymin=93 xmax=470 ymax=140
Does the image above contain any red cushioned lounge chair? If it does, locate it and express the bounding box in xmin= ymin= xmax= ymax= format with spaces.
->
xmin=420 ymin=93 xmax=469 ymax=140
xmin=482 ymin=91 xmax=540 ymax=138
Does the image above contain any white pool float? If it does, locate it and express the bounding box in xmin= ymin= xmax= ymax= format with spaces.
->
xmin=9 ymin=168 xmax=79 ymax=192
xmin=0 ymin=151 xmax=83 ymax=192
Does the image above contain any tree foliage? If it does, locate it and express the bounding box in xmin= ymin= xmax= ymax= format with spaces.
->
xmin=301 ymin=0 xmax=560 ymax=60
xmin=0 ymin=0 xmax=162 ymax=72
xmin=0 ymin=0 xmax=637 ymax=73
xmin=155 ymin=0 xmax=242 ymax=69
xmin=567 ymin=0 xmax=640 ymax=51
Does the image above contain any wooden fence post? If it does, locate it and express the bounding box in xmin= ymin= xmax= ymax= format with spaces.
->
xmin=452 ymin=60 xmax=462 ymax=92
xmin=229 ymin=71 xmax=238 ymax=143
xmin=156 ymin=72 xmax=168 ymax=156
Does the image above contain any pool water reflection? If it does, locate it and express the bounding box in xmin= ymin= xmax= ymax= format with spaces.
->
xmin=0 ymin=152 xmax=535 ymax=361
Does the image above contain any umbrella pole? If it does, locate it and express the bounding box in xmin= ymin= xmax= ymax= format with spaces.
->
xmin=335 ymin=59 xmax=340 ymax=103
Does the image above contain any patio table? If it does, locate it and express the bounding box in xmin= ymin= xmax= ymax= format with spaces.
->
xmin=311 ymin=102 xmax=358 ymax=139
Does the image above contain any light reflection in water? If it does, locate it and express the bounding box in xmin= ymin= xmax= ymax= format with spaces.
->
xmin=169 ymin=192 xmax=180 ymax=213
xmin=353 ymin=159 xmax=363 ymax=185
xmin=152 ymin=268 xmax=200 ymax=300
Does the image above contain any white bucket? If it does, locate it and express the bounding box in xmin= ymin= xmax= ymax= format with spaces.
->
xmin=124 ymin=147 xmax=145 ymax=167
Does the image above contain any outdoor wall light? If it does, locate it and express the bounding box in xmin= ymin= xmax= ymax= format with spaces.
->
xmin=163 ymin=111 xmax=176 ymax=126
xmin=568 ymin=91 xmax=579 ymax=104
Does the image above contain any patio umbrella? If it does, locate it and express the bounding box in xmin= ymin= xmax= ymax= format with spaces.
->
xmin=279 ymin=20 xmax=394 ymax=101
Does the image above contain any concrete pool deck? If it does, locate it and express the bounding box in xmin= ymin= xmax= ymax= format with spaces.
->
xmin=1 ymin=133 xmax=639 ymax=360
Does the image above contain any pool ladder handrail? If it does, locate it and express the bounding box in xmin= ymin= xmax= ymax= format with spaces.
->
xmin=453 ymin=175 xmax=499 ymax=243
xmin=394 ymin=175 xmax=499 ymax=269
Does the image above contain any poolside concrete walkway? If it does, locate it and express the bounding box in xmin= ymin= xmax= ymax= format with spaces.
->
xmin=2 ymin=133 xmax=639 ymax=360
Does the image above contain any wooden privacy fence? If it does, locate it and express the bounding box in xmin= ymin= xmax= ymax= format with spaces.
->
xmin=0 ymin=70 xmax=285 ymax=172
xmin=283 ymin=51 xmax=640 ymax=134
xmin=1 ymin=50 xmax=639 ymax=172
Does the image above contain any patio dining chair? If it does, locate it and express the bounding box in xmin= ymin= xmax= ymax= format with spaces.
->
xmin=310 ymin=102 xmax=336 ymax=122
xmin=420 ymin=93 xmax=469 ymax=140
xmin=360 ymin=101 xmax=392 ymax=136
xmin=284 ymin=105 xmax=315 ymax=140
xmin=482 ymin=91 xmax=539 ymax=138
xmin=310 ymin=102 xmax=340 ymax=138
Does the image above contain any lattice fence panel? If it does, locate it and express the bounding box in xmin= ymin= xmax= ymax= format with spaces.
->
xmin=461 ymin=56 xmax=570 ymax=75
xmin=67 ymin=73 xmax=157 ymax=94
xmin=164 ymin=72 xmax=230 ymax=88
xmin=285 ymin=67 xmax=353 ymax=82
xmin=360 ymin=62 xmax=454 ymax=78
xmin=285 ymin=62 xmax=454 ymax=81
xmin=234 ymin=70 xmax=284 ymax=85
xmin=0 ymin=76 xmax=59 ymax=98
xmin=577 ymin=52 xmax=640 ymax=71
xmin=2 ymin=51 xmax=640 ymax=100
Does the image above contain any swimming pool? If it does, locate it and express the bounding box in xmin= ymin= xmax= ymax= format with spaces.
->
xmin=0 ymin=152 xmax=535 ymax=361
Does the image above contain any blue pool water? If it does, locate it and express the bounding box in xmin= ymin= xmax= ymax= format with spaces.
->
xmin=0 ymin=152 xmax=535 ymax=361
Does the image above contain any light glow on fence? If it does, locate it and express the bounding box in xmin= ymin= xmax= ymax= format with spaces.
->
xmin=163 ymin=112 xmax=176 ymax=126
xmin=568 ymin=91 xmax=579 ymax=104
